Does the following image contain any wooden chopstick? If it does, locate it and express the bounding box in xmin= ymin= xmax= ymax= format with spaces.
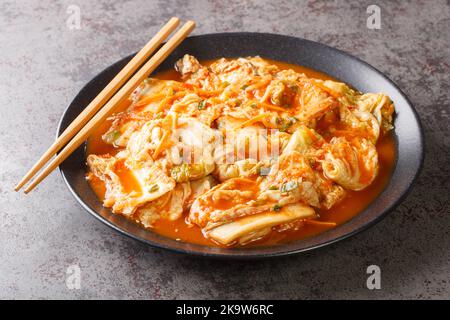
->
xmin=23 ymin=20 xmax=196 ymax=194
xmin=14 ymin=17 xmax=180 ymax=192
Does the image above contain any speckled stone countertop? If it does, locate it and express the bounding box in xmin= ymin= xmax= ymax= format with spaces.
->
xmin=1 ymin=0 xmax=449 ymax=299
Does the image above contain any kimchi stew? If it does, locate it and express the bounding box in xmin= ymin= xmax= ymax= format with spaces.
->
xmin=86 ymin=55 xmax=396 ymax=247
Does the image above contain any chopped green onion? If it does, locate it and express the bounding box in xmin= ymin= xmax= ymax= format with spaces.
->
xmin=112 ymin=130 xmax=121 ymax=140
xmin=256 ymin=166 xmax=269 ymax=176
xmin=280 ymin=181 xmax=298 ymax=193
xmin=105 ymin=130 xmax=121 ymax=143
xmin=198 ymin=100 xmax=206 ymax=110
xmin=149 ymin=184 xmax=159 ymax=193
xmin=269 ymin=185 xmax=278 ymax=190
xmin=233 ymin=99 xmax=243 ymax=107
xmin=278 ymin=116 xmax=298 ymax=132
xmin=273 ymin=204 xmax=282 ymax=212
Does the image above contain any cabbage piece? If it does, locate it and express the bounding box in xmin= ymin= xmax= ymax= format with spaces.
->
xmin=322 ymin=137 xmax=378 ymax=190
xmin=321 ymin=80 xmax=358 ymax=104
xmin=126 ymin=120 xmax=163 ymax=165
xmin=335 ymin=90 xmax=394 ymax=143
xmin=135 ymin=181 xmax=191 ymax=227
xmin=213 ymin=159 xmax=258 ymax=182
xmin=207 ymin=203 xmax=316 ymax=245
xmin=170 ymin=162 xmax=215 ymax=183
xmin=189 ymin=178 xmax=261 ymax=229
xmin=87 ymin=154 xmax=126 ymax=208
xmin=260 ymin=151 xmax=320 ymax=207
xmin=297 ymin=82 xmax=336 ymax=121
xmin=87 ymin=153 xmax=176 ymax=215
xmin=136 ymin=192 xmax=172 ymax=227
xmin=126 ymin=117 xmax=221 ymax=170
xmin=165 ymin=182 xmax=192 ymax=220
xmin=356 ymin=93 xmax=394 ymax=132
xmin=102 ymin=79 xmax=178 ymax=147
xmin=282 ymin=125 xmax=325 ymax=155
xmin=313 ymin=172 xmax=346 ymax=209
xmin=175 ymin=55 xmax=202 ymax=78
xmin=208 ymin=56 xmax=278 ymax=86
xmin=339 ymin=105 xmax=381 ymax=143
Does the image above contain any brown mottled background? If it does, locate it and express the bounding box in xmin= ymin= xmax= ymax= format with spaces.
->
xmin=1 ymin=0 xmax=449 ymax=299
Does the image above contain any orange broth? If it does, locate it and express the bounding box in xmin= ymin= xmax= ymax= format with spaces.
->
xmin=86 ymin=58 xmax=396 ymax=248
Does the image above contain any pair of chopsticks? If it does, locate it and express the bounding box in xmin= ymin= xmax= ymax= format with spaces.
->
xmin=15 ymin=17 xmax=195 ymax=193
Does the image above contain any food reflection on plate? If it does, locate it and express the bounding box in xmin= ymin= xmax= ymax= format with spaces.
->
xmin=86 ymin=55 xmax=395 ymax=247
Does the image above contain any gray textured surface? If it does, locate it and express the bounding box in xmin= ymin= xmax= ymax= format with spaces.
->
xmin=1 ymin=0 xmax=449 ymax=299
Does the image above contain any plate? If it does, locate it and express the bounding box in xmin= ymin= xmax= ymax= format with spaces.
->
xmin=58 ymin=33 xmax=424 ymax=258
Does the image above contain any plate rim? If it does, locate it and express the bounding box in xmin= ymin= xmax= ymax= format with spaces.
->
xmin=58 ymin=32 xmax=424 ymax=259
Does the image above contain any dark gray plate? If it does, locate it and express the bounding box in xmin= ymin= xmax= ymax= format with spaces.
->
xmin=59 ymin=33 xmax=424 ymax=259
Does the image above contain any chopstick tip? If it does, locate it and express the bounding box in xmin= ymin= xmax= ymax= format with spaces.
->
xmin=23 ymin=182 xmax=36 ymax=194
xmin=14 ymin=179 xmax=26 ymax=191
